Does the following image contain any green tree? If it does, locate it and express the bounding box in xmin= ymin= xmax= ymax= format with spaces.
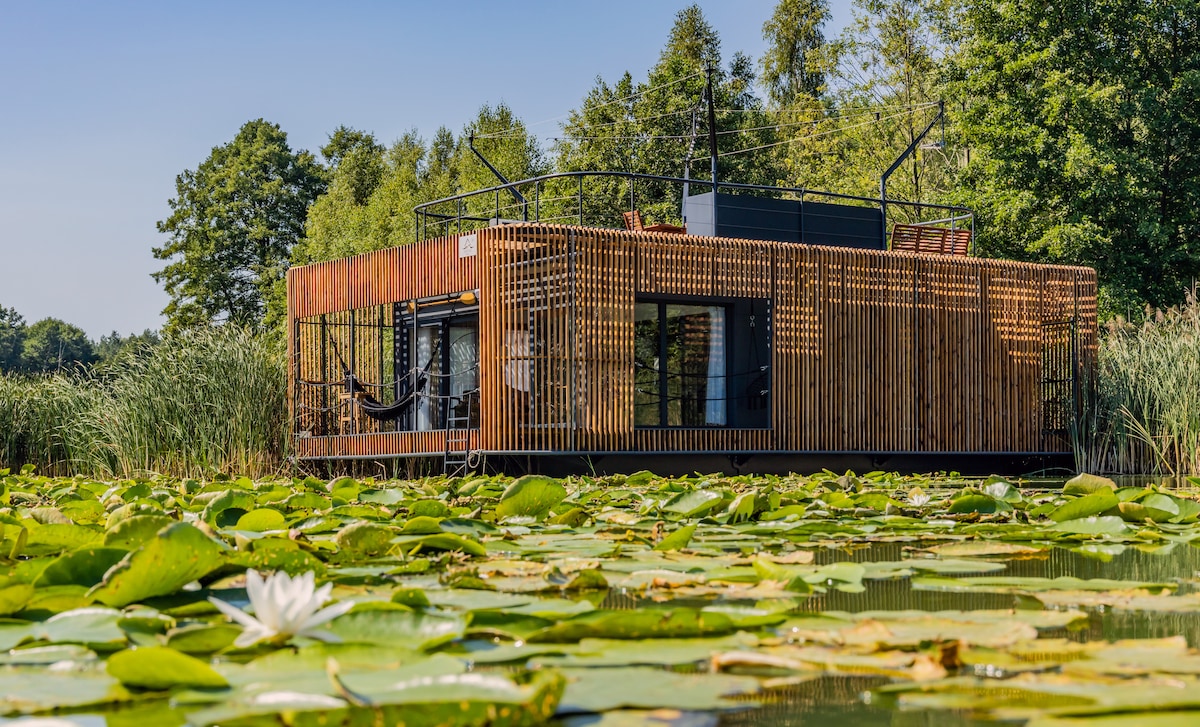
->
xmin=781 ymin=0 xmax=953 ymax=212
xmin=20 ymin=318 xmax=96 ymax=373
xmin=297 ymin=104 xmax=544 ymax=269
xmin=761 ymin=0 xmax=832 ymax=107
xmin=0 ymin=306 xmax=25 ymax=373
xmin=94 ymin=329 xmax=160 ymax=366
xmin=152 ymin=119 xmax=327 ymax=331
xmin=953 ymin=0 xmax=1200 ymax=313
xmin=321 ymin=126 xmax=386 ymax=206
xmin=555 ymin=5 xmax=781 ymax=227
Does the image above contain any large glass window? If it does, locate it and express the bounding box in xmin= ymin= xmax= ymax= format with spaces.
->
xmin=406 ymin=315 xmax=480 ymax=431
xmin=634 ymin=298 xmax=772 ymax=429
xmin=635 ymin=302 xmax=728 ymax=427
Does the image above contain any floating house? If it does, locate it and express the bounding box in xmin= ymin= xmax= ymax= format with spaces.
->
xmin=287 ymin=173 xmax=1096 ymax=475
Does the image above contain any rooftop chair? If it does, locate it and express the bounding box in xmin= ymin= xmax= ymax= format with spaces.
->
xmin=624 ymin=209 xmax=686 ymax=234
xmin=890 ymin=223 xmax=972 ymax=256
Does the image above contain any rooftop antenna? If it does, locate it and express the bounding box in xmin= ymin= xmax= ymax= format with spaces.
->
xmin=468 ymin=135 xmax=528 ymax=221
xmin=706 ymin=66 xmax=718 ymax=232
xmin=880 ymin=100 xmax=945 ymax=248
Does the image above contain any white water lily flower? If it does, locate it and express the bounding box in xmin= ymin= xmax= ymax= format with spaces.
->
xmin=907 ymin=488 xmax=931 ymax=507
xmin=209 ymin=570 xmax=353 ymax=648
xmin=984 ymin=482 xmax=1010 ymax=500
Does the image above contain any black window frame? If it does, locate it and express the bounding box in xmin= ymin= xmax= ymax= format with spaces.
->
xmin=396 ymin=304 xmax=480 ymax=432
xmin=633 ymin=294 xmax=771 ymax=430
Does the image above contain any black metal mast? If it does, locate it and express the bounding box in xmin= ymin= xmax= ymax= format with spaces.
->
xmin=468 ymin=135 xmax=528 ymax=221
xmin=879 ymin=100 xmax=944 ymax=248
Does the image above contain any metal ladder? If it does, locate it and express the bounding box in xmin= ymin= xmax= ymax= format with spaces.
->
xmin=443 ymin=390 xmax=477 ymax=476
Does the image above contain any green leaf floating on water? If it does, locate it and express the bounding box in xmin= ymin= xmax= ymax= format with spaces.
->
xmin=912 ymin=575 xmax=1177 ymax=593
xmin=1063 ymin=473 xmax=1117 ymax=495
xmin=496 ymin=475 xmax=568 ymax=520
xmin=103 ymin=514 xmax=177 ymax=549
xmin=0 ymin=583 xmax=34 ymax=616
xmin=0 ymin=667 xmax=133 ymax=714
xmin=390 ymin=532 xmax=487 ymax=557
xmin=948 ymin=493 xmax=1004 ymax=514
xmin=1051 ymin=516 xmax=1129 ymax=536
xmin=23 ymin=523 xmax=103 ymax=556
xmin=1050 ymin=490 xmax=1119 ymax=522
xmin=34 ymin=547 xmax=129 ymax=588
xmin=662 ymin=490 xmax=726 ymax=518
xmin=326 ymin=609 xmax=467 ymax=650
xmin=654 ymin=524 xmax=697 ymax=551
xmin=234 ymin=508 xmax=287 ymax=532
xmin=106 ymin=645 xmax=229 ymax=690
xmin=333 ymin=520 xmax=395 ymax=555
xmin=557 ymin=666 xmax=759 ymax=713
xmin=529 ymin=608 xmax=736 ymax=642
xmin=88 ymin=523 xmax=225 ymax=608
xmin=166 ymin=623 xmax=242 ymax=654
xmin=188 ymin=668 xmax=565 ymax=727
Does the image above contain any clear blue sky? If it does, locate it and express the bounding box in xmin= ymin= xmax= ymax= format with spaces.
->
xmin=0 ymin=1 xmax=854 ymax=339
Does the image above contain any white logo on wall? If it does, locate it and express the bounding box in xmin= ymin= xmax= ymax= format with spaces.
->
xmin=458 ymin=234 xmax=478 ymax=258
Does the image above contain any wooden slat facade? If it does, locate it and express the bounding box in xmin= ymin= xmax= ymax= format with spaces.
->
xmin=287 ymin=223 xmax=1097 ymax=461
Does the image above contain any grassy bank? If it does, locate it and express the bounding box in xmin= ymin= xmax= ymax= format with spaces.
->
xmin=0 ymin=325 xmax=286 ymax=478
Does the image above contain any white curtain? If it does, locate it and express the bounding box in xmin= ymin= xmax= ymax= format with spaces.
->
xmin=705 ymin=308 xmax=726 ymax=425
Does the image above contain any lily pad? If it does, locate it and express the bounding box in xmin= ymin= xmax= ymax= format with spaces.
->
xmin=106 ymin=646 xmax=229 ymax=690
xmin=89 ymin=523 xmax=225 ymax=608
xmin=496 ymin=476 xmax=568 ymax=520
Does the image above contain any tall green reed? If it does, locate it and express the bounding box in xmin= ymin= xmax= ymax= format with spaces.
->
xmin=0 ymin=326 xmax=287 ymax=479
xmin=0 ymin=372 xmax=106 ymax=475
xmin=1085 ymin=288 xmax=1200 ymax=475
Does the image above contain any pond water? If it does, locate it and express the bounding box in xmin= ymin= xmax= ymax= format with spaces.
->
xmin=716 ymin=541 xmax=1200 ymax=726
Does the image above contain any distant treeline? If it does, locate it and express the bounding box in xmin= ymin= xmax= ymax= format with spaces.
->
xmin=0 ymin=305 xmax=157 ymax=375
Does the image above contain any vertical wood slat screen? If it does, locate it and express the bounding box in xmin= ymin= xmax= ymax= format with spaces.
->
xmin=290 ymin=223 xmax=1097 ymax=459
xmin=477 ymin=224 xmax=1096 ymax=455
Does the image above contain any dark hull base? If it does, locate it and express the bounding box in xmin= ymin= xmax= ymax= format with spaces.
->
xmin=486 ymin=451 xmax=1077 ymax=479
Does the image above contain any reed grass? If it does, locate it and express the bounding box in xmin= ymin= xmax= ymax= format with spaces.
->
xmin=1084 ymin=288 xmax=1200 ymax=475
xmin=0 ymin=326 xmax=287 ymax=479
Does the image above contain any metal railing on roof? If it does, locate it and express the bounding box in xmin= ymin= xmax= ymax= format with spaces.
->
xmin=412 ymin=170 xmax=973 ymax=251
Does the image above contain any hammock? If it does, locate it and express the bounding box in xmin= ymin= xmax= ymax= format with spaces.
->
xmin=350 ymin=370 xmax=428 ymax=421
xmin=330 ymin=336 xmax=439 ymax=423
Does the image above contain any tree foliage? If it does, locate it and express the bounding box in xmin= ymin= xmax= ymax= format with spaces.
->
xmin=555 ymin=5 xmax=781 ymax=227
xmin=295 ymin=104 xmax=544 ymax=268
xmin=953 ymin=0 xmax=1200 ymax=313
xmin=776 ymin=0 xmax=953 ymax=217
xmin=0 ymin=306 xmax=25 ymax=373
xmin=94 ymin=329 xmax=161 ymax=367
xmin=760 ymin=0 xmax=832 ymax=106
xmin=20 ymin=318 xmax=96 ymax=374
xmin=152 ymin=119 xmax=326 ymax=331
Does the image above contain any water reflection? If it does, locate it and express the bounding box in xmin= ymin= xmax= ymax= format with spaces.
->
xmin=725 ymin=541 xmax=1200 ymax=725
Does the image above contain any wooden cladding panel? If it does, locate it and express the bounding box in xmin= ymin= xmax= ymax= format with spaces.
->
xmin=287 ymin=236 xmax=476 ymax=320
xmin=287 ymin=233 xmax=477 ymax=455
xmin=295 ymin=430 xmax=477 ymax=460
xmin=478 ymin=226 xmax=1095 ymax=455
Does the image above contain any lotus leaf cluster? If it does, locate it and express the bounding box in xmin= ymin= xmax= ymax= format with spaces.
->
xmin=0 ymin=467 xmax=1198 ymax=725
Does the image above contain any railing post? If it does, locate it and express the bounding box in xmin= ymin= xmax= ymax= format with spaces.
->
xmin=578 ymin=176 xmax=584 ymax=225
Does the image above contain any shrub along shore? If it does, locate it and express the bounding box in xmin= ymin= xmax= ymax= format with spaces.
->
xmin=2 ymin=294 xmax=1200 ymax=478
